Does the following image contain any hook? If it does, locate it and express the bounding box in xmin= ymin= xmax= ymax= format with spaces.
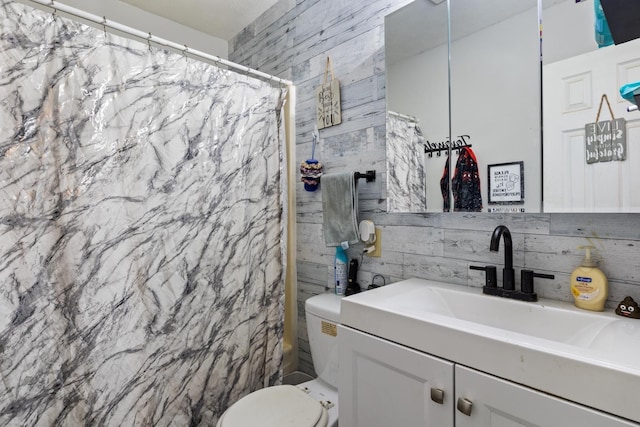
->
xmin=147 ymin=32 xmax=152 ymax=51
xmin=102 ymin=16 xmax=107 ymax=37
xmin=182 ymin=44 xmax=189 ymax=57
xmin=48 ymin=0 xmax=56 ymax=19
xmin=372 ymin=274 xmax=386 ymax=287
xmin=354 ymin=170 xmax=376 ymax=183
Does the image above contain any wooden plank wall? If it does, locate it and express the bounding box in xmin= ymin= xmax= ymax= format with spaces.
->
xmin=230 ymin=0 xmax=640 ymax=376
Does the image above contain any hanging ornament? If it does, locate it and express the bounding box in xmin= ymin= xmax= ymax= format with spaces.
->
xmin=300 ymin=132 xmax=323 ymax=192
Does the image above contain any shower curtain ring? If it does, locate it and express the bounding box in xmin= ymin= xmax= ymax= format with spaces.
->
xmin=183 ymin=45 xmax=189 ymax=57
xmin=102 ymin=16 xmax=107 ymax=37
xmin=49 ymin=0 xmax=56 ymax=19
xmin=147 ymin=32 xmax=152 ymax=51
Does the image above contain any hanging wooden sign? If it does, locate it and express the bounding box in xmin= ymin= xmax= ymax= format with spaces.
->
xmin=585 ymin=94 xmax=627 ymax=164
xmin=315 ymin=57 xmax=342 ymax=129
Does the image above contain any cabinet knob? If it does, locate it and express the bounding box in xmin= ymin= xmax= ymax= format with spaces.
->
xmin=430 ymin=387 xmax=445 ymax=404
xmin=457 ymin=397 xmax=473 ymax=416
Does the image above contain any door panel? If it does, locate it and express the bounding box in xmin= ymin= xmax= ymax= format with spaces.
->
xmin=455 ymin=365 xmax=638 ymax=426
xmin=543 ymin=37 xmax=640 ymax=212
xmin=338 ymin=326 xmax=454 ymax=427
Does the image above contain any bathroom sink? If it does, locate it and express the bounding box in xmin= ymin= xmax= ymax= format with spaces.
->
xmin=341 ymin=278 xmax=640 ymax=422
xmin=382 ymin=282 xmax=619 ymax=347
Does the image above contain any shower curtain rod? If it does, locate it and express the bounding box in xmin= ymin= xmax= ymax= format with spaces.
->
xmin=26 ymin=0 xmax=293 ymax=87
xmin=388 ymin=110 xmax=418 ymax=123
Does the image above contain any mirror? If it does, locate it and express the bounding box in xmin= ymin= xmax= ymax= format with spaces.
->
xmin=386 ymin=0 xmax=448 ymax=213
xmin=542 ymin=0 xmax=640 ymax=212
xmin=385 ymin=0 xmax=542 ymax=213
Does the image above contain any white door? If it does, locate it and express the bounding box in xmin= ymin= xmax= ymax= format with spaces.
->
xmin=455 ymin=365 xmax=638 ymax=426
xmin=543 ymin=38 xmax=640 ymax=212
xmin=338 ymin=326 xmax=454 ymax=427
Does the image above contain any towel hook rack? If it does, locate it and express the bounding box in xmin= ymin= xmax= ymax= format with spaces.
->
xmin=354 ymin=170 xmax=376 ymax=182
xmin=425 ymin=143 xmax=472 ymax=158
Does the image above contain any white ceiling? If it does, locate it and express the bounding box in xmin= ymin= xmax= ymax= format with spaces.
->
xmin=120 ymin=0 xmax=280 ymax=40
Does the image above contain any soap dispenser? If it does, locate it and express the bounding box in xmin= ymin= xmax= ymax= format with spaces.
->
xmin=570 ymin=245 xmax=608 ymax=311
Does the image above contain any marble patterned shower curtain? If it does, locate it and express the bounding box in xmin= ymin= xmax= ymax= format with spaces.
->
xmin=386 ymin=114 xmax=427 ymax=213
xmin=0 ymin=1 xmax=286 ymax=425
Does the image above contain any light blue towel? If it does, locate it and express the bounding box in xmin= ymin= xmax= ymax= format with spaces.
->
xmin=321 ymin=172 xmax=359 ymax=247
xmin=620 ymin=81 xmax=640 ymax=105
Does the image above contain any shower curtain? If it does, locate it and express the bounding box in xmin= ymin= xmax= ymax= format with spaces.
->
xmin=0 ymin=1 xmax=286 ymax=425
xmin=386 ymin=113 xmax=427 ymax=213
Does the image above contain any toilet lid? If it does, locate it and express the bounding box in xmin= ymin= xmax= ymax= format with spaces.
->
xmin=219 ymin=385 xmax=326 ymax=427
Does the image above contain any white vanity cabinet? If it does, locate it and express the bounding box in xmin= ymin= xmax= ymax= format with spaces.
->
xmin=339 ymin=325 xmax=637 ymax=427
xmin=338 ymin=325 xmax=454 ymax=427
xmin=454 ymin=365 xmax=636 ymax=427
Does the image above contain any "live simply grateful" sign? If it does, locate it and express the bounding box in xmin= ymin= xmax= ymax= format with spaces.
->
xmin=584 ymin=95 xmax=627 ymax=164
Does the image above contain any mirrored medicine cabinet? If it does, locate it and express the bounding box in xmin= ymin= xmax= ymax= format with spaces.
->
xmin=385 ymin=0 xmax=640 ymax=214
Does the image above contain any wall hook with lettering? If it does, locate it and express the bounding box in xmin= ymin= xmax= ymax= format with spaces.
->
xmin=424 ymin=135 xmax=472 ymax=158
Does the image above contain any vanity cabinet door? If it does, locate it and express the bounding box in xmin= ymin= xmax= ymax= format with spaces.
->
xmin=338 ymin=325 xmax=455 ymax=427
xmin=454 ymin=365 xmax=638 ymax=427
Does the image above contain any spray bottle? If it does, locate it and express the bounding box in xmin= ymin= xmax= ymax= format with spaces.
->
xmin=334 ymin=245 xmax=348 ymax=296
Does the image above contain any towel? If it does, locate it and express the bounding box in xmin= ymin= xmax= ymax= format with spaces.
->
xmin=441 ymin=147 xmax=482 ymax=212
xmin=321 ymin=172 xmax=359 ymax=246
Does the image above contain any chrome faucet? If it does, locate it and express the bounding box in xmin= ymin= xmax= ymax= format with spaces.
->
xmin=490 ymin=225 xmax=514 ymax=291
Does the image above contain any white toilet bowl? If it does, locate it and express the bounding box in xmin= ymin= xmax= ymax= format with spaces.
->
xmin=216 ymin=293 xmax=341 ymax=427
xmin=216 ymin=384 xmax=330 ymax=427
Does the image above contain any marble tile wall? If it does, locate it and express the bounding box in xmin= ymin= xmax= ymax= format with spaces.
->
xmin=230 ymin=0 xmax=640 ymax=376
xmin=0 ymin=1 xmax=286 ymax=424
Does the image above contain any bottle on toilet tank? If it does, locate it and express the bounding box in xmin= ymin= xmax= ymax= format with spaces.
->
xmin=334 ymin=246 xmax=348 ymax=296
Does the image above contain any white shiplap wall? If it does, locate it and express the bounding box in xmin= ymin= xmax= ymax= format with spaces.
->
xmin=230 ymin=0 xmax=640 ymax=376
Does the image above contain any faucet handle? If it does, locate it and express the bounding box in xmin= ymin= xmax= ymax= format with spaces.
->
xmin=521 ymin=270 xmax=555 ymax=295
xmin=470 ymin=265 xmax=497 ymax=288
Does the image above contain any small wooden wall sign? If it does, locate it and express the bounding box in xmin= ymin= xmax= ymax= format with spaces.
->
xmin=315 ymin=57 xmax=342 ymax=129
xmin=585 ymin=94 xmax=627 ymax=164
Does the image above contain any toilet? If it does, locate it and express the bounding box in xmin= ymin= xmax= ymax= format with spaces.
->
xmin=217 ymin=293 xmax=341 ymax=427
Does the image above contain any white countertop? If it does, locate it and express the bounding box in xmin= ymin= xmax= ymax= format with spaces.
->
xmin=340 ymin=278 xmax=640 ymax=423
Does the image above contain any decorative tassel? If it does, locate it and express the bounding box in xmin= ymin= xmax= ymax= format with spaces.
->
xmin=300 ymin=131 xmax=323 ymax=191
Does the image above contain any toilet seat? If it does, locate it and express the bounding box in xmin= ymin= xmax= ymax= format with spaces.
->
xmin=217 ymin=385 xmax=328 ymax=427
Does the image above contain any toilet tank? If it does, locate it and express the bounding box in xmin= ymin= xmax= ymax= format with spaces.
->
xmin=305 ymin=293 xmax=342 ymax=388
